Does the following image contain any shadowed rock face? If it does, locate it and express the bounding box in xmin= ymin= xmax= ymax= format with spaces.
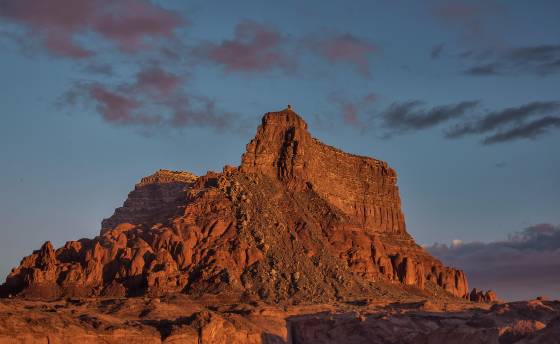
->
xmin=101 ymin=170 xmax=198 ymax=233
xmin=1 ymin=108 xmax=472 ymax=301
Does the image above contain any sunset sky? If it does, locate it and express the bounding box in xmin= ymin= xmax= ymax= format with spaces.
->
xmin=1 ymin=0 xmax=559 ymax=300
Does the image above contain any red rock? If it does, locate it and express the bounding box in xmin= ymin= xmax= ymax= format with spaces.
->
xmin=469 ymin=288 xmax=498 ymax=303
xmin=1 ymin=296 xmax=558 ymax=344
xmin=1 ymin=108 xmax=476 ymax=301
xmin=240 ymin=109 xmax=406 ymax=234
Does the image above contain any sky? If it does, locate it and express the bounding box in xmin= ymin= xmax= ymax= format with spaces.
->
xmin=0 ymin=0 xmax=559 ymax=300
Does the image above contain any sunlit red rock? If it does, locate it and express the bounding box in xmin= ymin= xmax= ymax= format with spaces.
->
xmin=2 ymin=108 xmax=471 ymax=301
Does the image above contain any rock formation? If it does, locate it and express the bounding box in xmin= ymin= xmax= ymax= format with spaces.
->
xmin=469 ymin=288 xmax=499 ymax=303
xmin=2 ymin=108 xmax=485 ymax=302
xmin=101 ymin=169 xmax=198 ymax=232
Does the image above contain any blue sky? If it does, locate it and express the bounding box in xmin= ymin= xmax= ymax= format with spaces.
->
xmin=1 ymin=0 xmax=559 ymax=299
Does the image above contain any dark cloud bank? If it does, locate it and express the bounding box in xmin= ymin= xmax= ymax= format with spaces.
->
xmin=329 ymin=95 xmax=560 ymax=144
xmin=376 ymin=99 xmax=560 ymax=144
xmin=463 ymin=45 xmax=560 ymax=77
xmin=445 ymin=101 xmax=560 ymax=144
xmin=427 ymin=224 xmax=560 ymax=301
xmin=381 ymin=100 xmax=479 ymax=136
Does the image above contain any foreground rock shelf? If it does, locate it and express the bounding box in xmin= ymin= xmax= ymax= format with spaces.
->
xmin=0 ymin=296 xmax=558 ymax=343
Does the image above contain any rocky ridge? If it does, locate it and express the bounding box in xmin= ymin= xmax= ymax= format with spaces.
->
xmin=2 ymin=108 xmax=488 ymax=303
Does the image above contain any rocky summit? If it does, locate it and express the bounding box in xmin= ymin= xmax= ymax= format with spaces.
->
xmin=8 ymin=108 xmax=559 ymax=344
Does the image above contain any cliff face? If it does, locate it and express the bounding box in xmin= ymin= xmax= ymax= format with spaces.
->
xmin=240 ymin=110 xmax=406 ymax=233
xmin=1 ymin=108 xmax=472 ymax=302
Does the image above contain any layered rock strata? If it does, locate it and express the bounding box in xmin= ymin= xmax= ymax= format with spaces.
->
xmin=2 ymin=108 xmax=479 ymax=302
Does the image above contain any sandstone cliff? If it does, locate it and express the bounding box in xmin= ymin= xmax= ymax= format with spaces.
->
xmin=2 ymin=108 xmax=478 ymax=302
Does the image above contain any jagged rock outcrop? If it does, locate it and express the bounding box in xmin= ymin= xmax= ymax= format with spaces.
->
xmin=2 ymin=108 xmax=473 ymax=302
xmin=469 ymin=288 xmax=498 ymax=303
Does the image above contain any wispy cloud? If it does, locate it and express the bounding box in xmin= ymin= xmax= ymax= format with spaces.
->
xmin=494 ymin=161 xmax=507 ymax=168
xmin=431 ymin=0 xmax=505 ymax=46
xmin=81 ymin=63 xmax=114 ymax=76
xmin=430 ymin=43 xmax=445 ymax=60
xmin=0 ymin=0 xmax=184 ymax=58
xmin=303 ymin=33 xmax=377 ymax=77
xmin=192 ymin=20 xmax=295 ymax=74
xmin=328 ymin=93 xmax=377 ymax=129
xmin=332 ymin=97 xmax=560 ymax=145
xmin=61 ymin=65 xmax=232 ymax=131
xmin=1 ymin=0 xmax=239 ymax=132
xmin=464 ymin=63 xmax=500 ymax=76
xmin=427 ymin=224 xmax=560 ymax=300
xmin=482 ymin=116 xmax=560 ymax=145
xmin=2 ymin=2 xmax=384 ymax=134
xmin=193 ymin=22 xmax=378 ymax=77
xmin=380 ymin=100 xmax=479 ymax=136
xmin=463 ymin=45 xmax=560 ymax=77
xmin=446 ymin=101 xmax=560 ymax=144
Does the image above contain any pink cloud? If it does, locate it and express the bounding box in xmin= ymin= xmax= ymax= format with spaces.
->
xmin=193 ymin=22 xmax=377 ymax=77
xmin=133 ymin=66 xmax=182 ymax=98
xmin=91 ymin=0 xmax=184 ymax=53
xmin=63 ymin=66 xmax=232 ymax=130
xmin=305 ymin=33 xmax=376 ymax=77
xmin=329 ymin=93 xmax=377 ymax=129
xmin=0 ymin=0 xmax=184 ymax=58
xmin=193 ymin=20 xmax=295 ymax=73
xmin=341 ymin=103 xmax=360 ymax=127
xmin=88 ymin=83 xmax=162 ymax=126
xmin=363 ymin=93 xmax=377 ymax=103
xmin=432 ymin=1 xmax=505 ymax=46
xmin=434 ymin=3 xmax=485 ymax=38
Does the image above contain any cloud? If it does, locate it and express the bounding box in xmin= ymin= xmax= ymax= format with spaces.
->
xmin=426 ymin=224 xmax=560 ymax=300
xmin=0 ymin=0 xmax=184 ymax=58
xmin=381 ymin=100 xmax=479 ymax=136
xmin=463 ymin=45 xmax=560 ymax=77
xmin=2 ymin=1 xmax=237 ymax=133
xmin=82 ymin=63 xmax=114 ymax=76
xmin=327 ymin=93 xmax=377 ymax=129
xmin=464 ymin=63 xmax=500 ymax=76
xmin=193 ymin=22 xmax=377 ymax=77
xmin=431 ymin=1 xmax=504 ymax=46
xmin=482 ymin=116 xmax=560 ymax=145
xmin=494 ymin=161 xmax=507 ymax=168
xmin=87 ymin=83 xmax=147 ymax=125
xmin=430 ymin=43 xmax=445 ymax=59
xmin=303 ymin=33 xmax=376 ymax=77
xmin=134 ymin=66 xmax=182 ymax=98
xmin=192 ymin=20 xmax=295 ymax=74
xmin=334 ymin=97 xmax=559 ymax=145
xmin=446 ymin=101 xmax=560 ymax=144
xmin=61 ymin=66 xmax=232 ymax=131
